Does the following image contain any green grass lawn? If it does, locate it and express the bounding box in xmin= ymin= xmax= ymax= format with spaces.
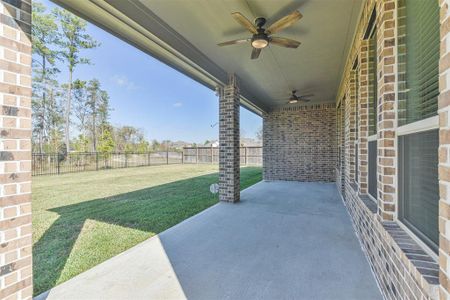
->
xmin=32 ymin=164 xmax=262 ymax=296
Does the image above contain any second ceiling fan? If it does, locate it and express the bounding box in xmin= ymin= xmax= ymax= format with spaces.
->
xmin=288 ymin=90 xmax=313 ymax=104
xmin=218 ymin=10 xmax=303 ymax=59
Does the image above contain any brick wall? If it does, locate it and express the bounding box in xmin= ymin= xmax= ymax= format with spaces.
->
xmin=336 ymin=0 xmax=442 ymax=299
xmin=0 ymin=0 xmax=33 ymax=299
xmin=358 ymin=40 xmax=369 ymax=195
xmin=263 ymin=103 xmax=336 ymax=182
xmin=336 ymin=102 xmax=345 ymax=193
xmin=376 ymin=0 xmax=397 ymax=222
xmin=345 ymin=72 xmax=357 ymax=185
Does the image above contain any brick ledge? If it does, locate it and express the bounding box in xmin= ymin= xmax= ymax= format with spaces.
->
xmin=383 ymin=222 xmax=439 ymax=289
xmin=359 ymin=194 xmax=377 ymax=214
xmin=348 ymin=187 xmax=439 ymax=298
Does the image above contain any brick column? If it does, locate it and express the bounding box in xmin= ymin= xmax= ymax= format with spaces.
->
xmin=439 ymin=0 xmax=450 ymax=298
xmin=218 ymin=74 xmax=240 ymax=202
xmin=0 ymin=1 xmax=33 ymax=299
xmin=344 ymin=72 xmax=357 ymax=185
xmin=343 ymin=96 xmax=350 ymax=187
xmin=376 ymin=0 xmax=397 ymax=221
xmin=359 ymin=41 xmax=369 ymax=195
xmin=336 ymin=102 xmax=345 ymax=193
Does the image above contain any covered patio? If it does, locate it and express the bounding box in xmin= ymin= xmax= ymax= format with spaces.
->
xmin=36 ymin=181 xmax=381 ymax=300
xmin=2 ymin=0 xmax=450 ymax=299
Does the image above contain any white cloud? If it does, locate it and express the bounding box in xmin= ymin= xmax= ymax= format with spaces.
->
xmin=173 ymin=102 xmax=183 ymax=108
xmin=111 ymin=75 xmax=137 ymax=90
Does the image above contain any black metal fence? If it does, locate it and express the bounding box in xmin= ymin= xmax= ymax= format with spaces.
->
xmin=32 ymin=151 xmax=183 ymax=176
xmin=32 ymin=146 xmax=262 ymax=176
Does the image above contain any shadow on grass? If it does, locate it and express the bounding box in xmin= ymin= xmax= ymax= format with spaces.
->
xmin=33 ymin=167 xmax=262 ymax=296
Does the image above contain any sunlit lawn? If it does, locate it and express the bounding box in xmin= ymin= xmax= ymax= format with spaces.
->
xmin=32 ymin=164 xmax=262 ymax=295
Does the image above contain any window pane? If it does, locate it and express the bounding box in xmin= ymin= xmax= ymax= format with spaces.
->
xmin=355 ymin=69 xmax=359 ymax=141
xmin=399 ymin=130 xmax=439 ymax=251
xmin=398 ymin=0 xmax=439 ymax=125
xmin=355 ymin=143 xmax=358 ymax=183
xmin=368 ymin=31 xmax=377 ymax=135
xmin=355 ymin=69 xmax=359 ymax=183
xmin=368 ymin=140 xmax=377 ymax=199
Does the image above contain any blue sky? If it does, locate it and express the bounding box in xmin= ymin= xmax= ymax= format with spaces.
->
xmin=39 ymin=0 xmax=261 ymax=143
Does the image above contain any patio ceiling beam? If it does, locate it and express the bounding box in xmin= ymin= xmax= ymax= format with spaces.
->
xmin=51 ymin=0 xmax=267 ymax=115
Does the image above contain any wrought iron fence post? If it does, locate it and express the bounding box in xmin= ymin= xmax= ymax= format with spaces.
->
xmin=196 ymin=147 xmax=199 ymax=164
xmin=148 ymin=152 xmax=151 ymax=166
xmin=96 ymin=152 xmax=99 ymax=171
xmin=211 ymin=146 xmax=213 ymax=164
xmin=181 ymin=149 xmax=184 ymax=164
xmin=166 ymin=148 xmax=169 ymax=165
xmin=57 ymin=154 xmax=60 ymax=175
xmin=125 ymin=153 xmax=128 ymax=168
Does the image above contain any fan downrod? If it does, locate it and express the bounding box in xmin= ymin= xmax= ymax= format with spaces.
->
xmin=255 ymin=17 xmax=266 ymax=29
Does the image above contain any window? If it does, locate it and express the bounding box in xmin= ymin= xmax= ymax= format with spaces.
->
xmin=365 ymin=9 xmax=377 ymax=201
xmin=397 ymin=0 xmax=440 ymax=252
xmin=368 ymin=140 xmax=377 ymax=199
xmin=337 ymin=103 xmax=342 ymax=170
xmin=368 ymin=27 xmax=377 ymax=136
xmin=398 ymin=0 xmax=439 ymax=126
xmin=354 ymin=63 xmax=359 ymax=183
xmin=399 ymin=130 xmax=439 ymax=251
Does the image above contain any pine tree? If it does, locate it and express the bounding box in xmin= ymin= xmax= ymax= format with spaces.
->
xmin=53 ymin=7 xmax=99 ymax=153
xmin=98 ymin=127 xmax=115 ymax=154
xmin=32 ymin=1 xmax=60 ymax=153
xmin=72 ymin=79 xmax=88 ymax=137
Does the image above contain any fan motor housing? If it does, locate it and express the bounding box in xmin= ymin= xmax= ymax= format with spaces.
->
xmin=254 ymin=17 xmax=266 ymax=28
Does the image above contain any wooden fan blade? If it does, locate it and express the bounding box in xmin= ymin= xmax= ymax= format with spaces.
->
xmin=251 ymin=48 xmax=262 ymax=60
xmin=231 ymin=12 xmax=258 ymax=34
xmin=298 ymin=94 xmax=314 ymax=98
xmin=270 ymin=37 xmax=301 ymax=48
xmin=218 ymin=38 xmax=249 ymax=46
xmin=266 ymin=10 xmax=303 ymax=34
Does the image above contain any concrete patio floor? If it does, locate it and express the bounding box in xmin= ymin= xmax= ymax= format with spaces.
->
xmin=37 ymin=181 xmax=382 ymax=300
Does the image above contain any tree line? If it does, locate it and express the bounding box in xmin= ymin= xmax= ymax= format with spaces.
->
xmin=32 ymin=2 xmax=172 ymax=155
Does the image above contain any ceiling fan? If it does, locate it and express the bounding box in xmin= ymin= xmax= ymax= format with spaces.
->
xmin=288 ymin=90 xmax=313 ymax=104
xmin=218 ymin=10 xmax=303 ymax=59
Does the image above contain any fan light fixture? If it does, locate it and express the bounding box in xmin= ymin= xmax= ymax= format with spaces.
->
xmin=251 ymin=37 xmax=269 ymax=49
xmin=288 ymin=99 xmax=298 ymax=104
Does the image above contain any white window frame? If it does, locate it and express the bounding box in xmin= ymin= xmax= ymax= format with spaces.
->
xmin=396 ymin=115 xmax=439 ymax=257
xmin=354 ymin=64 xmax=360 ymax=185
xmin=397 ymin=115 xmax=438 ymax=136
xmin=397 ymin=216 xmax=439 ymax=261
xmin=393 ymin=0 xmax=441 ymax=259
xmin=365 ymin=9 xmax=377 ymax=202
xmin=367 ymin=190 xmax=377 ymax=203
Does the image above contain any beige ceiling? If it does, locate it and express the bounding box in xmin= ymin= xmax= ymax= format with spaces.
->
xmin=140 ymin=0 xmax=362 ymax=108
xmin=53 ymin=0 xmax=363 ymax=112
